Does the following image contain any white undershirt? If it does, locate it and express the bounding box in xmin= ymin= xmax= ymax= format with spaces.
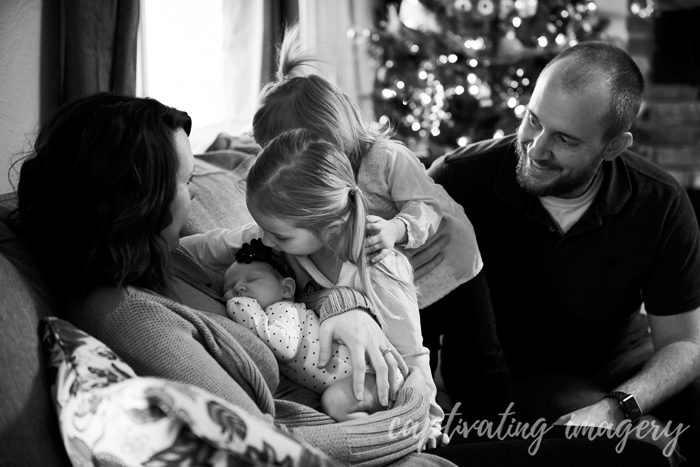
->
xmin=539 ymin=171 xmax=603 ymax=234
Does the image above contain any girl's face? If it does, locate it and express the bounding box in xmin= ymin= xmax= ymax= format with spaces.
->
xmin=160 ymin=129 xmax=195 ymax=252
xmin=247 ymin=199 xmax=325 ymax=256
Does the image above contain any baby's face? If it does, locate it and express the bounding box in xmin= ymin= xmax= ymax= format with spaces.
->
xmin=223 ymin=261 xmax=287 ymax=309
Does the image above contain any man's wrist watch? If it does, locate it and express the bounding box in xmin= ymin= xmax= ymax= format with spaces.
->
xmin=604 ymin=391 xmax=643 ymax=423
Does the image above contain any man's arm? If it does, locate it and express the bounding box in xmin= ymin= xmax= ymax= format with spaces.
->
xmin=629 ymin=309 xmax=700 ymax=411
xmin=556 ymin=307 xmax=700 ymax=427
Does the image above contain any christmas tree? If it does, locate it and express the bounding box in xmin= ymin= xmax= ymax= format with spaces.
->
xmin=368 ymin=0 xmax=612 ymax=161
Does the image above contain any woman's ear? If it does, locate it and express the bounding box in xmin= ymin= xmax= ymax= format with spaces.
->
xmin=281 ymin=277 xmax=296 ymax=299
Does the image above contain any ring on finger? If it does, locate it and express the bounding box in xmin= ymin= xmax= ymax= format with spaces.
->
xmin=381 ymin=348 xmax=392 ymax=357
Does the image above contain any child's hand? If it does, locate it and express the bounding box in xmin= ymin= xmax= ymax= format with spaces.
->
xmin=365 ymin=215 xmax=406 ymax=264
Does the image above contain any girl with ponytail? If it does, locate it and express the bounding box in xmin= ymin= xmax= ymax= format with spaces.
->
xmin=183 ymin=128 xmax=446 ymax=447
xmin=245 ymin=129 xmax=445 ymax=446
xmin=251 ymin=24 xmax=514 ymax=420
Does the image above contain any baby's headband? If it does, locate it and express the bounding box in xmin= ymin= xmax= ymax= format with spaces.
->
xmin=235 ymin=238 xmax=294 ymax=279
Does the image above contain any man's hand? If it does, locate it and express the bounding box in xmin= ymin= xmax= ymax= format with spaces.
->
xmin=553 ymin=397 xmax=623 ymax=428
xmin=556 ymin=400 xmax=686 ymax=464
xmin=409 ymin=218 xmax=449 ymax=280
xmin=318 ymin=309 xmax=409 ymax=406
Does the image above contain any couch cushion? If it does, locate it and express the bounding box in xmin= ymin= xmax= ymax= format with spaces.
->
xmin=182 ymin=149 xmax=256 ymax=237
xmin=0 ymin=194 xmax=71 ymax=466
xmin=43 ymin=317 xmax=337 ymax=467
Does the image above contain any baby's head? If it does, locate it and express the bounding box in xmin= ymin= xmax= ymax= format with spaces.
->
xmin=223 ymin=239 xmax=296 ymax=309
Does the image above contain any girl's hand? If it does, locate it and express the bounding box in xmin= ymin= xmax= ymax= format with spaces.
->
xmin=318 ymin=309 xmax=409 ymax=406
xmin=365 ymin=215 xmax=406 ymax=264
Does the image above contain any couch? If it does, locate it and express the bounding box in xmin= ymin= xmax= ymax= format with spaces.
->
xmin=0 ymin=137 xmax=274 ymax=466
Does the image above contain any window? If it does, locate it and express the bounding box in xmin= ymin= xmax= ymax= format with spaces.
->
xmin=137 ymin=0 xmax=263 ymax=152
xmin=136 ymin=1 xmax=374 ymax=152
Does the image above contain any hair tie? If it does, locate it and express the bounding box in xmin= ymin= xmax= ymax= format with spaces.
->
xmin=349 ymin=186 xmax=361 ymax=198
xmin=235 ymin=238 xmax=294 ymax=279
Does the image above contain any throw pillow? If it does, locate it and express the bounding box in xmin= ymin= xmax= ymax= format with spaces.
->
xmin=42 ymin=317 xmax=337 ymax=467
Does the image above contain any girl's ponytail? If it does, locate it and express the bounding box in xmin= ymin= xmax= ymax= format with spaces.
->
xmin=343 ymin=187 xmax=415 ymax=328
xmin=276 ymin=24 xmax=321 ymax=81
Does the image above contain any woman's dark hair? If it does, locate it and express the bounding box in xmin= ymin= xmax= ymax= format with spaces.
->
xmin=14 ymin=93 xmax=191 ymax=306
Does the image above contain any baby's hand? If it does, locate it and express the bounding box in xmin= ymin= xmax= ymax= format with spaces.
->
xmin=365 ymin=215 xmax=405 ymax=264
xmin=223 ymin=289 xmax=235 ymax=302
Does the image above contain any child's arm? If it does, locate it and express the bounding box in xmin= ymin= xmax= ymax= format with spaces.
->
xmin=364 ymin=142 xmax=445 ymax=262
xmin=367 ymin=252 xmax=445 ymax=437
xmin=181 ymin=223 xmax=261 ymax=270
xmin=226 ymin=298 xmax=303 ymax=362
xmin=381 ymin=142 xmax=445 ymax=249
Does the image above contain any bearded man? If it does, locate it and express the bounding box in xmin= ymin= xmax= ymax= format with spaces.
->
xmin=428 ymin=41 xmax=700 ymax=463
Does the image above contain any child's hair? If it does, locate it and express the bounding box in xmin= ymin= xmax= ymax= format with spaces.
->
xmin=245 ymin=129 xmax=415 ymax=326
xmin=252 ymin=23 xmax=391 ymax=174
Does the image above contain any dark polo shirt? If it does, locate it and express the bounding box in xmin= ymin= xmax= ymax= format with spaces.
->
xmin=428 ymin=134 xmax=700 ymax=378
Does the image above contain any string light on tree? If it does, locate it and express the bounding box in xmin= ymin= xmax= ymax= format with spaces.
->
xmin=367 ymin=0 xmax=612 ymax=160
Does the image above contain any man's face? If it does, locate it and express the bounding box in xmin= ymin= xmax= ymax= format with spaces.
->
xmin=515 ymin=59 xmax=612 ymax=199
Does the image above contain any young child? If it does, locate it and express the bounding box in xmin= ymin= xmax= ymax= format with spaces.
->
xmin=184 ymin=129 xmax=445 ymax=446
xmin=223 ymin=238 xmax=391 ymax=422
xmin=250 ymin=24 xmax=513 ymax=418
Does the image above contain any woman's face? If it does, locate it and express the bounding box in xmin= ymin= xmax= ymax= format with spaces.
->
xmin=161 ymin=129 xmax=195 ymax=251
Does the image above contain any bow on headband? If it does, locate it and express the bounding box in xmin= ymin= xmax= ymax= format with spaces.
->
xmin=235 ymin=238 xmax=294 ymax=279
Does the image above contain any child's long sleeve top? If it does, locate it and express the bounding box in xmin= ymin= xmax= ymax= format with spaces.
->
xmin=288 ymin=251 xmax=444 ymax=434
xmin=358 ymin=139 xmax=483 ymax=308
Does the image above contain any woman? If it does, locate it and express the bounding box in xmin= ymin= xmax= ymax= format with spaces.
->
xmin=15 ymin=93 xmax=446 ymax=466
xmin=14 ymin=93 xmax=670 ymax=467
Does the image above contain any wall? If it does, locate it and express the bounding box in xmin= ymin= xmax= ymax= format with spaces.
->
xmin=0 ymin=0 xmax=59 ymax=195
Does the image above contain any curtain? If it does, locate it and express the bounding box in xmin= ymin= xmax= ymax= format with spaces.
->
xmin=60 ymin=0 xmax=139 ymax=104
xmin=260 ymin=0 xmax=299 ymax=85
xmin=297 ymin=0 xmax=379 ymax=119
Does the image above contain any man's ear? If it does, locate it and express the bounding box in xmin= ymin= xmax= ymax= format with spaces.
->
xmin=602 ymin=132 xmax=633 ymax=162
xmin=281 ymin=277 xmax=296 ymax=299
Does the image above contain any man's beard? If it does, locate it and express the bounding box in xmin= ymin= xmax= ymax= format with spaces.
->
xmin=515 ymin=138 xmax=602 ymax=198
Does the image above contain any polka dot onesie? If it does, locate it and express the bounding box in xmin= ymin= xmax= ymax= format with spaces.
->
xmin=227 ymin=296 xmax=353 ymax=395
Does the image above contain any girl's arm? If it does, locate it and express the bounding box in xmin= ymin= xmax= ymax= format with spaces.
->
xmin=180 ymin=223 xmax=261 ymax=270
xmin=369 ymin=253 xmax=445 ymax=435
xmin=227 ymin=298 xmax=302 ymax=362
xmin=383 ymin=141 xmax=444 ymax=249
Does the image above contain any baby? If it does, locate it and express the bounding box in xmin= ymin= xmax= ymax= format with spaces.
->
xmin=223 ymin=239 xmax=397 ymax=421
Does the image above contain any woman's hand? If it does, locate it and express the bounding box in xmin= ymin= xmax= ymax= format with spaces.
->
xmin=409 ymin=218 xmax=450 ymax=280
xmin=318 ymin=309 xmax=409 ymax=407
